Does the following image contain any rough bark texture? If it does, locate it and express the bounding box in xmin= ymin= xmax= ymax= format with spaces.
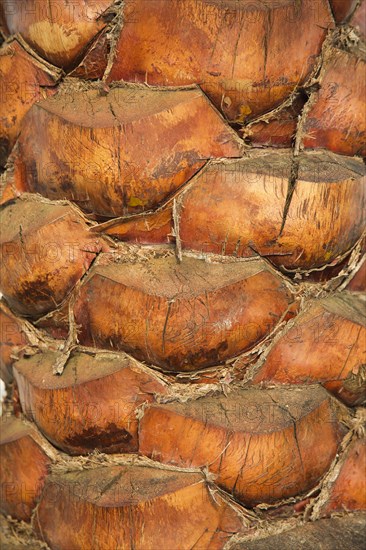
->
xmin=107 ymin=0 xmax=333 ymax=121
xmin=0 ymin=0 xmax=365 ymax=548
xmin=9 ymin=86 xmax=243 ymax=217
xmin=177 ymin=152 xmax=365 ymax=269
xmin=303 ymin=48 xmax=366 ymax=157
xmin=253 ymin=294 xmax=366 ymax=406
xmin=0 ymin=418 xmax=52 ymax=521
xmin=321 ymin=437 xmax=366 ymax=514
xmin=0 ymin=37 xmax=60 ymax=169
xmin=34 ymin=465 xmax=243 ymax=550
xmin=73 ymin=255 xmax=296 ymax=371
xmin=139 ymin=386 xmax=347 ymax=505
xmin=14 ymin=351 xmax=167 ymax=454
xmin=2 ymin=0 xmax=113 ymax=69
xmin=0 ymin=300 xmax=30 ymax=384
xmin=230 ymin=514 xmax=366 ymax=549
xmin=0 ymin=198 xmax=102 ymax=317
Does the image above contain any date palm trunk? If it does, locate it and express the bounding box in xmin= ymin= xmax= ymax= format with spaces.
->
xmin=0 ymin=1 xmax=365 ymax=548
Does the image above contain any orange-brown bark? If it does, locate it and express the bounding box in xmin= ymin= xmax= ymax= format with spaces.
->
xmin=139 ymin=386 xmax=346 ymax=506
xmin=32 ymin=300 xmax=71 ymax=340
xmin=303 ymin=48 xmax=366 ymax=156
xmin=74 ymin=255 xmax=295 ymax=371
xmin=14 ymin=351 xmax=167 ymax=454
xmin=244 ymin=115 xmax=296 ymax=148
xmin=253 ymin=294 xmax=366 ymax=406
xmin=0 ymin=0 xmax=365 ymax=545
xmin=2 ymin=0 xmax=113 ymax=69
xmin=68 ymin=27 xmax=109 ymax=80
xmin=242 ymin=95 xmax=305 ymax=148
xmin=34 ymin=465 xmax=243 ymax=549
xmin=0 ymin=301 xmax=29 ymax=384
xmin=0 ymin=199 xmax=102 ymax=318
xmin=11 ymin=86 xmax=243 ymax=217
xmin=322 ymin=438 xmax=366 ymax=514
xmin=0 ymin=418 xmax=51 ymax=521
xmin=107 ymin=0 xmax=332 ymax=121
xmin=95 ymin=205 xmax=174 ymax=244
xmin=329 ymin=0 xmax=359 ymax=23
xmin=177 ymin=151 xmax=365 ymax=270
xmin=0 ymin=38 xmax=60 ymax=168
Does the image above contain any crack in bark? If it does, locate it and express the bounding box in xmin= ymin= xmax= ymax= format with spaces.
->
xmin=232 ymin=435 xmax=252 ymax=499
xmin=161 ymin=300 xmax=173 ymax=354
xmin=98 ymin=469 xmax=124 ymax=498
xmin=231 ymin=14 xmax=245 ymax=79
xmin=278 ymin=156 xmax=299 ymax=237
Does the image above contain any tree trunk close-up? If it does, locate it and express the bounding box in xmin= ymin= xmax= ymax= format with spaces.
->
xmin=0 ymin=0 xmax=365 ymax=548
